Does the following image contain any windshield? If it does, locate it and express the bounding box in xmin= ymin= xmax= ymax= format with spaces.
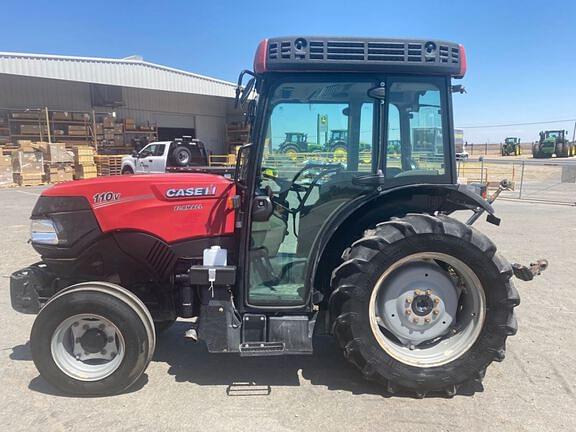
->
xmin=544 ymin=131 xmax=560 ymax=139
xmin=505 ymin=138 xmax=516 ymax=144
xmin=261 ymin=76 xmax=449 ymax=177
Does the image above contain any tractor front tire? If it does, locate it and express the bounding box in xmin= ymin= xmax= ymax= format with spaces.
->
xmin=30 ymin=282 xmax=156 ymax=396
xmin=330 ymin=214 xmax=518 ymax=397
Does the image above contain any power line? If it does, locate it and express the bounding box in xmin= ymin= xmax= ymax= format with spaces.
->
xmin=458 ymin=118 xmax=576 ymax=129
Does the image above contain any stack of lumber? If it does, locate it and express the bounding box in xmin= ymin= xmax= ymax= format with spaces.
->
xmin=0 ymin=154 xmax=13 ymax=186
xmin=43 ymin=143 xmax=74 ymax=183
xmin=12 ymin=145 xmax=44 ymax=186
xmin=94 ymin=155 xmax=125 ymax=176
xmin=73 ymin=146 xmax=97 ymax=179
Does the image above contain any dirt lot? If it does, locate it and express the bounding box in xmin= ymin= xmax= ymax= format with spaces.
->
xmin=0 ymin=186 xmax=575 ymax=432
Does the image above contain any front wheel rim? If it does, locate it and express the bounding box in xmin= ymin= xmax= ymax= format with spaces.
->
xmin=50 ymin=314 xmax=126 ymax=381
xmin=369 ymin=252 xmax=486 ymax=368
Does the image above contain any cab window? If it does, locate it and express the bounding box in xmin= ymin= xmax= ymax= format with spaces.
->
xmin=386 ymin=78 xmax=448 ymax=178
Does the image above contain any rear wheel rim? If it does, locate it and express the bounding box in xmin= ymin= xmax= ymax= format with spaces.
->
xmin=51 ymin=314 xmax=125 ymax=381
xmin=369 ymin=252 xmax=485 ymax=368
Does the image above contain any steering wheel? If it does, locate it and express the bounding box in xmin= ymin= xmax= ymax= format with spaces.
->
xmin=288 ymin=162 xmax=343 ymax=210
xmin=261 ymin=163 xmax=343 ymax=237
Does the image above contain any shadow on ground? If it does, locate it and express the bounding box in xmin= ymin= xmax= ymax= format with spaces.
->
xmin=153 ymin=322 xmax=483 ymax=398
xmin=10 ymin=322 xmax=482 ymax=398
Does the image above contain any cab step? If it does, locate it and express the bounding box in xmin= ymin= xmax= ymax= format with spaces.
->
xmin=239 ymin=342 xmax=285 ymax=357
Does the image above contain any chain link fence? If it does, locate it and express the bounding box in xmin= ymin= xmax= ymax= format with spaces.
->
xmin=457 ymin=158 xmax=576 ymax=205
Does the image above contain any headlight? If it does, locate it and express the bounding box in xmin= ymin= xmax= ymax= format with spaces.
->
xmin=30 ymin=219 xmax=59 ymax=245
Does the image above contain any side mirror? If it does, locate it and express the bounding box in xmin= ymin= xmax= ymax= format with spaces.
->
xmin=252 ymin=196 xmax=274 ymax=222
xmin=131 ymin=150 xmax=138 ymax=157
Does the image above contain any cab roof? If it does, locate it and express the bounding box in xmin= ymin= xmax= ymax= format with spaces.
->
xmin=254 ymin=36 xmax=466 ymax=79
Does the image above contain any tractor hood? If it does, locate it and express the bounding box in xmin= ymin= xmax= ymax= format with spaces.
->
xmin=38 ymin=173 xmax=236 ymax=243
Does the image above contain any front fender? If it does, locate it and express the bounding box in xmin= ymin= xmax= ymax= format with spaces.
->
xmin=121 ymin=158 xmax=136 ymax=172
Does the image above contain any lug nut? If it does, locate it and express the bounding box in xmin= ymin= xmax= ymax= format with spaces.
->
xmin=412 ymin=317 xmax=419 ymax=324
xmin=107 ymin=336 xmax=114 ymax=343
xmin=99 ymin=324 xmax=106 ymax=330
xmin=426 ymin=289 xmax=432 ymax=295
xmin=405 ymin=309 xmax=412 ymax=316
xmin=425 ymin=317 xmax=431 ymax=323
xmin=433 ymin=298 xmax=440 ymax=305
xmin=405 ymin=297 xmax=412 ymax=304
xmin=414 ymin=289 xmax=423 ymax=296
xmin=101 ymin=349 xmax=107 ymax=355
xmin=433 ymin=310 xmax=439 ymax=316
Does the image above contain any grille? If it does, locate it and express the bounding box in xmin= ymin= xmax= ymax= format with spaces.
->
xmin=146 ymin=240 xmax=176 ymax=278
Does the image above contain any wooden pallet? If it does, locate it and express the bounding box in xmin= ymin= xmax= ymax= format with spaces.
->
xmin=14 ymin=173 xmax=45 ymax=186
xmin=94 ymin=155 xmax=125 ymax=176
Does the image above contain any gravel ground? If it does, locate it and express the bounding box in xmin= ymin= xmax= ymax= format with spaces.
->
xmin=0 ymin=186 xmax=575 ymax=432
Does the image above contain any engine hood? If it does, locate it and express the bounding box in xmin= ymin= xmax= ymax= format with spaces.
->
xmin=40 ymin=173 xmax=236 ymax=243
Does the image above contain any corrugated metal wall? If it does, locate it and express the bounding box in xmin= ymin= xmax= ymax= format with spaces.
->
xmin=0 ymin=52 xmax=236 ymax=98
xmin=0 ymin=74 xmax=238 ymax=154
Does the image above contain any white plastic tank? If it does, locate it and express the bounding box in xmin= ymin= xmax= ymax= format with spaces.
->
xmin=203 ymin=246 xmax=227 ymax=266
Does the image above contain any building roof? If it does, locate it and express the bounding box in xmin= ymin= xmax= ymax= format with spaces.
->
xmin=0 ymin=52 xmax=237 ymax=98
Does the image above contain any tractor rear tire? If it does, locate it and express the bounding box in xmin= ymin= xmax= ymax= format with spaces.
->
xmin=330 ymin=214 xmax=518 ymax=397
xmin=281 ymin=144 xmax=301 ymax=160
xmin=30 ymin=282 xmax=156 ymax=396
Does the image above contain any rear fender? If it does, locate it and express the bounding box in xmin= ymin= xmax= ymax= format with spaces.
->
xmin=307 ymin=184 xmax=494 ymax=303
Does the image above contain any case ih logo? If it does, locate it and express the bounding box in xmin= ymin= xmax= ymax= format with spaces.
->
xmin=165 ymin=185 xmax=217 ymax=199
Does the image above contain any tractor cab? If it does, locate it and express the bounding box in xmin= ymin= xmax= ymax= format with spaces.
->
xmin=542 ymin=130 xmax=563 ymax=141
xmin=236 ymin=37 xmax=466 ymax=310
xmin=280 ymin=132 xmax=308 ymax=156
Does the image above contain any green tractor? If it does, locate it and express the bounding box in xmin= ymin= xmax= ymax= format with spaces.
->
xmin=279 ymin=132 xmax=308 ymax=158
xmin=533 ymin=130 xmax=573 ymax=158
xmin=326 ymin=129 xmax=349 ymax=160
xmin=501 ymin=137 xmax=521 ymax=156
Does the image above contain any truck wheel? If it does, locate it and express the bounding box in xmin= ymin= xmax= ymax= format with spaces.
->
xmin=30 ymin=282 xmax=156 ymax=396
xmin=172 ymin=146 xmax=192 ymax=167
xmin=122 ymin=166 xmax=134 ymax=175
xmin=330 ymin=214 xmax=518 ymax=397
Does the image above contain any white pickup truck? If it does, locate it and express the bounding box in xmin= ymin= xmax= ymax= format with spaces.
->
xmin=121 ymin=139 xmax=209 ymax=174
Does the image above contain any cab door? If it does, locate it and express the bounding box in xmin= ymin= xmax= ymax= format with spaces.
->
xmin=136 ymin=143 xmax=165 ymax=173
xmin=135 ymin=144 xmax=154 ymax=173
xmin=148 ymin=143 xmax=167 ymax=173
xmin=245 ymin=78 xmax=378 ymax=308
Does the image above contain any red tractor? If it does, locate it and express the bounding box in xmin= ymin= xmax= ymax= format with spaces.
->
xmin=11 ymin=37 xmax=545 ymax=397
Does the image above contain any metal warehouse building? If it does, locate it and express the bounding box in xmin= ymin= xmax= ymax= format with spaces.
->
xmin=0 ymin=52 xmax=244 ymax=155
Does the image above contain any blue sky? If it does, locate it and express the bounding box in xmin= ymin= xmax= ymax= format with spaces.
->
xmin=2 ymin=0 xmax=575 ymax=143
